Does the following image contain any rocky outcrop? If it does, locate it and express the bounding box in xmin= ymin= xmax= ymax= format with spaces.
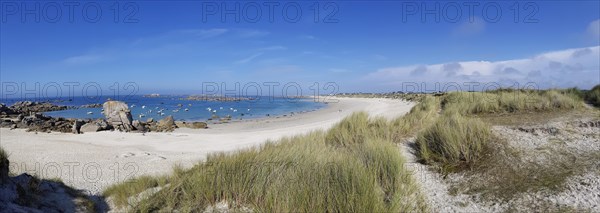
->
xmin=148 ymin=116 xmax=177 ymax=132
xmin=183 ymin=95 xmax=256 ymax=102
xmin=79 ymin=103 xmax=102 ymax=108
xmin=0 ymin=100 xmax=212 ymax=133
xmin=132 ymin=120 xmax=147 ymax=132
xmin=8 ymin=101 xmax=70 ymax=114
xmin=175 ymin=121 xmax=208 ymax=129
xmin=0 ymin=158 xmax=94 ymax=212
xmin=0 ymin=103 xmax=16 ymax=116
xmin=103 ymin=101 xmax=134 ymax=132
xmin=0 ymin=112 xmax=74 ymax=133
xmin=79 ymin=119 xmax=112 ymax=133
xmin=80 ymin=123 xmax=101 ymax=133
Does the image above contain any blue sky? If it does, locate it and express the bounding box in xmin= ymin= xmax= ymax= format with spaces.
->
xmin=1 ymin=1 xmax=599 ymax=96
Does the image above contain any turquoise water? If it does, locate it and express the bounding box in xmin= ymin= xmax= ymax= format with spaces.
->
xmin=3 ymin=96 xmax=325 ymax=122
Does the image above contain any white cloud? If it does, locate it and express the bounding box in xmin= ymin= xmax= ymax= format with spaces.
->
xmin=586 ymin=19 xmax=600 ymax=42
xmin=62 ymin=55 xmax=103 ymax=65
xmin=235 ymin=52 xmax=263 ymax=64
xmin=259 ymin=46 xmax=287 ymax=51
xmin=453 ymin=16 xmax=486 ymax=36
xmin=237 ymin=29 xmax=270 ymax=37
xmin=366 ymin=46 xmax=600 ymax=89
xmin=329 ymin=68 xmax=350 ymax=73
xmin=178 ymin=28 xmax=229 ymax=39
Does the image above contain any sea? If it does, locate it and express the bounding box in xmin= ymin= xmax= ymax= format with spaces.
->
xmin=1 ymin=95 xmax=326 ymax=122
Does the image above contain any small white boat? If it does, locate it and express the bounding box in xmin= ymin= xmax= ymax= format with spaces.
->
xmin=87 ymin=111 xmax=93 ymax=115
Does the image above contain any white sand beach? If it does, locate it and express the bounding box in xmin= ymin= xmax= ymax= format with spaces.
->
xmin=0 ymin=97 xmax=415 ymax=195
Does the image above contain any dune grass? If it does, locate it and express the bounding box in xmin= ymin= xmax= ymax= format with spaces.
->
xmin=585 ymin=85 xmax=600 ymax=107
xmin=414 ymin=88 xmax=586 ymax=173
xmin=442 ymin=89 xmax=583 ymax=115
xmin=1 ymin=146 xmax=9 ymax=184
xmin=103 ymin=88 xmax=594 ymax=211
xmin=390 ymin=96 xmax=440 ymax=141
xmin=104 ymin=113 xmax=427 ymax=212
xmin=0 ymin=146 xmax=7 ymax=169
xmin=416 ymin=113 xmax=495 ymax=173
xmin=103 ymin=175 xmax=169 ymax=208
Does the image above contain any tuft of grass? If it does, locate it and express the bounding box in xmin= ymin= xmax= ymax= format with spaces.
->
xmin=105 ymin=115 xmax=427 ymax=212
xmin=390 ymin=96 xmax=440 ymax=141
xmin=103 ymin=175 xmax=169 ymax=208
xmin=416 ymin=113 xmax=494 ymax=172
xmin=0 ymin=147 xmax=8 ymax=173
xmin=325 ymin=112 xmax=391 ymax=146
xmin=584 ymin=84 xmax=600 ymax=107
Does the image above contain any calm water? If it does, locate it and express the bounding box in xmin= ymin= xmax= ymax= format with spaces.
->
xmin=2 ymin=96 xmax=326 ymax=122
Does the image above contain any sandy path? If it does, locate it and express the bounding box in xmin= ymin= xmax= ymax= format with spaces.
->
xmin=0 ymin=97 xmax=414 ymax=195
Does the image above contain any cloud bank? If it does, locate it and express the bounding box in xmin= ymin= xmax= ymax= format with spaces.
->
xmin=366 ymin=46 xmax=600 ymax=90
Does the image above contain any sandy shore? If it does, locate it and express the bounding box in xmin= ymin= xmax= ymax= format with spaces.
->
xmin=0 ymin=97 xmax=414 ymax=195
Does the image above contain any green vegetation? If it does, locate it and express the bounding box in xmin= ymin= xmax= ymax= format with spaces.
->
xmin=415 ymin=88 xmax=587 ymax=171
xmin=0 ymin=147 xmax=7 ymax=171
xmin=416 ymin=113 xmax=494 ymax=172
xmin=326 ymin=112 xmax=391 ymax=146
xmin=390 ymin=96 xmax=440 ymax=141
xmin=103 ymin=87 xmax=598 ymax=211
xmin=104 ymin=113 xmax=427 ymax=212
xmin=103 ymin=175 xmax=169 ymax=208
xmin=584 ymin=85 xmax=600 ymax=107
xmin=451 ymin=141 xmax=600 ymax=202
xmin=413 ymin=87 xmax=599 ymax=204
xmin=442 ymin=89 xmax=583 ymax=115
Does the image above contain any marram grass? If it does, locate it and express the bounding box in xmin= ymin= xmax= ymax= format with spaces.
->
xmin=390 ymin=96 xmax=440 ymax=141
xmin=442 ymin=89 xmax=583 ymax=115
xmin=104 ymin=113 xmax=427 ymax=212
xmin=416 ymin=113 xmax=494 ymax=172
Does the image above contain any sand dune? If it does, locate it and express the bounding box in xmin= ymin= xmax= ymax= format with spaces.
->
xmin=0 ymin=97 xmax=414 ymax=195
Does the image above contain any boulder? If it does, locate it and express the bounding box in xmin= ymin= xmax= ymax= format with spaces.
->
xmin=103 ymin=101 xmax=134 ymax=131
xmin=0 ymin=103 xmax=16 ymax=116
xmin=0 ymin=119 xmax=15 ymax=128
xmin=132 ymin=120 xmax=147 ymax=132
xmin=154 ymin=115 xmax=176 ymax=132
xmin=16 ymin=114 xmax=24 ymax=122
xmin=80 ymin=123 xmax=102 ymax=133
xmin=72 ymin=120 xmax=84 ymax=134
xmin=188 ymin=122 xmax=207 ymax=129
xmin=0 ymin=173 xmax=94 ymax=212
xmin=95 ymin=119 xmax=111 ymax=130
xmin=176 ymin=121 xmax=208 ymax=129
